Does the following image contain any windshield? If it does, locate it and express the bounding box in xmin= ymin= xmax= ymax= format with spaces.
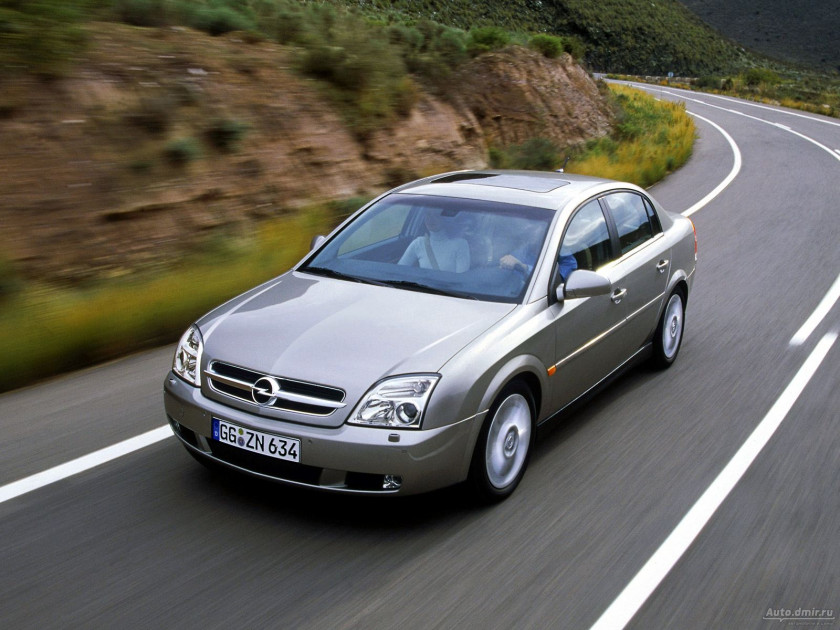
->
xmin=300 ymin=193 xmax=554 ymax=303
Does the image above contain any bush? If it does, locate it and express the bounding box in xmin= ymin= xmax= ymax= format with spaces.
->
xmin=695 ymin=75 xmax=723 ymax=90
xmin=390 ymin=20 xmax=467 ymax=86
xmin=164 ymin=137 xmax=201 ymax=165
xmin=529 ymin=34 xmax=564 ymax=59
xmin=467 ymin=26 xmax=510 ymax=56
xmin=205 ymin=118 xmax=249 ymax=152
xmin=189 ymin=5 xmax=255 ymax=36
xmin=562 ymin=35 xmax=586 ymax=61
xmin=743 ymin=67 xmax=781 ymax=87
xmin=113 ymin=0 xmax=169 ymax=27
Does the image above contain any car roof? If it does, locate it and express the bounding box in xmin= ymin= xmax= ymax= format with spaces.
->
xmin=397 ymin=170 xmax=624 ymax=210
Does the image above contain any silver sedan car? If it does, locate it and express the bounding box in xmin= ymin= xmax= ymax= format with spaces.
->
xmin=165 ymin=170 xmax=697 ymax=501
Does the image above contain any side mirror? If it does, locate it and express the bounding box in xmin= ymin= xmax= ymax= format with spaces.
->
xmin=555 ymin=269 xmax=611 ymax=302
xmin=309 ymin=235 xmax=326 ymax=251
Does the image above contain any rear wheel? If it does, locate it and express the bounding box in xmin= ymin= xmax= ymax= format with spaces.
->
xmin=652 ymin=288 xmax=685 ymax=369
xmin=469 ymin=382 xmax=535 ymax=502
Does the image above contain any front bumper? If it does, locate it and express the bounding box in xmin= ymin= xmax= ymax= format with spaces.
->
xmin=164 ymin=372 xmax=483 ymax=495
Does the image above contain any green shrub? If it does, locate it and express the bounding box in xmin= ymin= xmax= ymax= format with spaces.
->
xmin=205 ymin=118 xmax=249 ymax=151
xmin=189 ymin=5 xmax=255 ymax=36
xmin=164 ymin=137 xmax=201 ymax=165
xmin=743 ymin=67 xmax=781 ymax=87
xmin=562 ymin=35 xmax=586 ymax=61
xmin=466 ymin=26 xmax=510 ymax=56
xmin=394 ymin=20 xmax=467 ymax=87
xmin=695 ymin=75 xmax=723 ymax=90
xmin=529 ymin=33 xmax=564 ymax=59
xmin=113 ymin=0 xmax=169 ymax=27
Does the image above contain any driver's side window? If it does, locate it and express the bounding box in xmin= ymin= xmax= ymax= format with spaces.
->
xmin=560 ymin=200 xmax=612 ymax=278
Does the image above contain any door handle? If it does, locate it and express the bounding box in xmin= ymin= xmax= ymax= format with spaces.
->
xmin=611 ymin=288 xmax=627 ymax=304
xmin=656 ymin=259 xmax=669 ymax=273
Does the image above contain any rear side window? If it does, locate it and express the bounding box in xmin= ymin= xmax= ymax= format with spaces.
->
xmin=602 ymin=192 xmax=660 ymax=255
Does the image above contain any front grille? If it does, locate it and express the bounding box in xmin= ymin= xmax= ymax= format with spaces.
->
xmin=206 ymin=361 xmax=346 ymax=416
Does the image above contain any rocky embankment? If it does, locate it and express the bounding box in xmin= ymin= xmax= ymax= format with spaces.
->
xmin=0 ymin=23 xmax=613 ymax=282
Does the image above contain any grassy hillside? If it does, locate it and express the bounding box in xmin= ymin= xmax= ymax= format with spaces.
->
xmin=323 ymin=0 xmax=748 ymax=74
xmin=679 ymin=0 xmax=840 ymax=73
xmin=0 ymin=0 xmax=752 ymax=79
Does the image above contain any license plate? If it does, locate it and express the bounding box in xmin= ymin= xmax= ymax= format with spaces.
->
xmin=212 ymin=418 xmax=300 ymax=463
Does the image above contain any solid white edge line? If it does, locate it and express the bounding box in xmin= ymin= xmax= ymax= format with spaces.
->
xmin=790 ymin=272 xmax=840 ymax=345
xmin=696 ymin=91 xmax=840 ymax=128
xmin=679 ymin=112 xmax=742 ymax=217
xmin=637 ymin=85 xmax=840 ymax=166
xmin=0 ymin=425 xmax=171 ymax=505
xmin=589 ymin=331 xmax=838 ymax=630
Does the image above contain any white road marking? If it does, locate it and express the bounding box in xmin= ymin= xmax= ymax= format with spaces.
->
xmin=679 ymin=112 xmax=742 ymax=217
xmin=639 ymin=87 xmax=840 ymax=165
xmin=0 ymin=426 xmax=171 ymax=505
xmin=696 ymin=91 xmax=840 ymax=128
xmin=790 ymin=272 xmax=840 ymax=345
xmin=589 ymin=331 xmax=837 ymax=630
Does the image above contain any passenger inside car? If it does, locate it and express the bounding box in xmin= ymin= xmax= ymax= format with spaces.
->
xmin=398 ymin=208 xmax=470 ymax=272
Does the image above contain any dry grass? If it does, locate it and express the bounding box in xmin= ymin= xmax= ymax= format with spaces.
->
xmin=568 ymin=84 xmax=695 ymax=187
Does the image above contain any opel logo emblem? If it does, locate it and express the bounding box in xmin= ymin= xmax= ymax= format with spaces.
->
xmin=252 ymin=376 xmax=281 ymax=406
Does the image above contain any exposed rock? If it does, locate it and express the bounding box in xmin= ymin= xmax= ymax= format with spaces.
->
xmin=454 ymin=46 xmax=613 ymax=149
xmin=0 ymin=24 xmax=613 ymax=283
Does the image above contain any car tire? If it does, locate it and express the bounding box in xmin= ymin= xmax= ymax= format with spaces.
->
xmin=651 ymin=287 xmax=686 ymax=369
xmin=469 ymin=382 xmax=535 ymax=503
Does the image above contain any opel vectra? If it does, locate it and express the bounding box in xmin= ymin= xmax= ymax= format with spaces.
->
xmin=164 ymin=170 xmax=697 ymax=501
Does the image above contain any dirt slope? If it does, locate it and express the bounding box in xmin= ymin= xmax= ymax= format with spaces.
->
xmin=0 ymin=23 xmax=612 ymax=283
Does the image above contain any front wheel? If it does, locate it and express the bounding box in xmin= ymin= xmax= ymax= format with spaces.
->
xmin=651 ymin=288 xmax=686 ymax=369
xmin=469 ymin=382 xmax=535 ymax=503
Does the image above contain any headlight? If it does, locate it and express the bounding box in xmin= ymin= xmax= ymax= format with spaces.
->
xmin=348 ymin=375 xmax=440 ymax=429
xmin=173 ymin=325 xmax=203 ymax=386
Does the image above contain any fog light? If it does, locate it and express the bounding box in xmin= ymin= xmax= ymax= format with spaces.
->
xmin=383 ymin=475 xmax=402 ymax=490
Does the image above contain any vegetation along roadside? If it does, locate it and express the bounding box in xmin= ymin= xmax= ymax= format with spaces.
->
xmin=0 ymin=81 xmax=694 ymax=393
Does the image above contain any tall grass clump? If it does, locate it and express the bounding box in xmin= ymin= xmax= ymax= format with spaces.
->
xmin=567 ymin=84 xmax=695 ymax=187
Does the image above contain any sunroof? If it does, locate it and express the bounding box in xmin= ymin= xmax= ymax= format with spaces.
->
xmin=432 ymin=173 xmax=569 ymax=193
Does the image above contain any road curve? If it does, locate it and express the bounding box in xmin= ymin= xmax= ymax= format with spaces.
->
xmin=1 ymin=86 xmax=838 ymax=630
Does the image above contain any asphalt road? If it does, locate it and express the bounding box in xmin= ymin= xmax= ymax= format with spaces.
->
xmin=1 ymin=85 xmax=838 ymax=630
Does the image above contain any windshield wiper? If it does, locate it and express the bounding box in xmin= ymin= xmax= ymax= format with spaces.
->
xmin=379 ymin=280 xmax=477 ymax=300
xmin=300 ymin=266 xmax=388 ymax=287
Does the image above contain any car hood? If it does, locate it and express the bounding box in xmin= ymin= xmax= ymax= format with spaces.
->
xmin=199 ymin=272 xmax=514 ymax=425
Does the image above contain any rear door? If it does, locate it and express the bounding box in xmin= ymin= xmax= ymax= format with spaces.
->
xmin=600 ymin=191 xmax=671 ymax=357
